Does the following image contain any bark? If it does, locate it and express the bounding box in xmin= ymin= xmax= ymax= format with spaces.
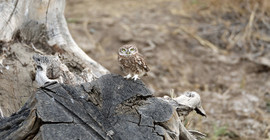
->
xmin=0 ymin=74 xmax=206 ymax=140
xmin=0 ymin=0 xmax=108 ymax=77
xmin=0 ymin=0 xmax=108 ymax=115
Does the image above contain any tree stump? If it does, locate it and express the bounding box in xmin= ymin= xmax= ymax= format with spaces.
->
xmin=0 ymin=74 xmax=206 ymax=140
xmin=0 ymin=0 xmax=206 ymax=140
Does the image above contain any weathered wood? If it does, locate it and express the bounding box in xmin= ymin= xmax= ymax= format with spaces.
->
xmin=164 ymin=92 xmax=206 ymax=117
xmin=0 ymin=0 xmax=108 ymax=116
xmin=0 ymin=0 xmax=108 ymax=78
xmin=0 ymin=74 xmax=205 ymax=140
xmin=0 ymin=108 xmax=3 ymax=119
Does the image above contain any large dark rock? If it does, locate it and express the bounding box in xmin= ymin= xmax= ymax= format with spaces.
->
xmin=0 ymin=74 xmax=175 ymax=140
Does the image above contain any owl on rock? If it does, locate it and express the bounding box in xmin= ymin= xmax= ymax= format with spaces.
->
xmin=118 ymin=44 xmax=150 ymax=81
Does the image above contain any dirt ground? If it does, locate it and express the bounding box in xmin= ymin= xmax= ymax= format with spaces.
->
xmin=65 ymin=0 xmax=270 ymax=139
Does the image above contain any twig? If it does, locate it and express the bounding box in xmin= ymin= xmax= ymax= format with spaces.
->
xmin=31 ymin=43 xmax=45 ymax=55
xmin=23 ymin=43 xmax=45 ymax=55
xmin=179 ymin=26 xmax=219 ymax=53
xmin=243 ymin=3 xmax=258 ymax=42
xmin=142 ymin=40 xmax=156 ymax=52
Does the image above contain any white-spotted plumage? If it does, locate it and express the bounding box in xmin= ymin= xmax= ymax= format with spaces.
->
xmin=118 ymin=44 xmax=149 ymax=81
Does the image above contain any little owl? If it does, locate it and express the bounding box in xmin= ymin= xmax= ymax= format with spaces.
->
xmin=118 ymin=44 xmax=150 ymax=80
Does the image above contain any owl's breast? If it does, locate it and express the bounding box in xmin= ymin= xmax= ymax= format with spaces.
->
xmin=119 ymin=56 xmax=136 ymax=67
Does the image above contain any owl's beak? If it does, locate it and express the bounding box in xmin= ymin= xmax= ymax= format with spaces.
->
xmin=127 ymin=52 xmax=130 ymax=54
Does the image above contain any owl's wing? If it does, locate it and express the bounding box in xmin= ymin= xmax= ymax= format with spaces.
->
xmin=136 ymin=54 xmax=150 ymax=72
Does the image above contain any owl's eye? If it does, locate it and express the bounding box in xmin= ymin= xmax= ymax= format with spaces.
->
xmin=121 ymin=49 xmax=126 ymax=52
xmin=130 ymin=48 xmax=135 ymax=51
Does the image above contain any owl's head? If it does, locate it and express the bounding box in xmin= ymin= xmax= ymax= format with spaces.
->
xmin=118 ymin=44 xmax=138 ymax=56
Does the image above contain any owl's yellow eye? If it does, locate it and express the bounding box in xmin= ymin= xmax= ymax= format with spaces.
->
xmin=130 ymin=48 xmax=135 ymax=51
xmin=121 ymin=49 xmax=126 ymax=52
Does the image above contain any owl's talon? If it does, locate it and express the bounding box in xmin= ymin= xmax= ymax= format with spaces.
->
xmin=124 ymin=74 xmax=132 ymax=79
xmin=132 ymin=74 xmax=139 ymax=81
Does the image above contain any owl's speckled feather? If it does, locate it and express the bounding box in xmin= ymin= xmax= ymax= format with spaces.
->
xmin=118 ymin=44 xmax=149 ymax=80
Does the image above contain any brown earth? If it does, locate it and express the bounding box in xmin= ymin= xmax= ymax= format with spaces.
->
xmin=65 ymin=0 xmax=270 ymax=139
